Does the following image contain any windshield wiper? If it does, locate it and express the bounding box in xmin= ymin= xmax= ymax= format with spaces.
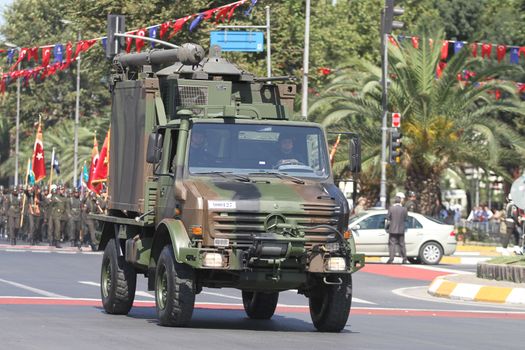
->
xmin=248 ymin=171 xmax=305 ymax=184
xmin=193 ymin=171 xmax=251 ymax=183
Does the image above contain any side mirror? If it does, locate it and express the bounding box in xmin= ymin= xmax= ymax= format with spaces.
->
xmin=353 ymin=224 xmax=361 ymax=230
xmin=349 ymin=138 xmax=361 ymax=173
xmin=146 ymin=132 xmax=163 ymax=164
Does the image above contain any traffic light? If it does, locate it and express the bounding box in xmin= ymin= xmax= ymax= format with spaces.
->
xmin=389 ymin=129 xmax=402 ymax=164
xmin=382 ymin=0 xmax=404 ymax=35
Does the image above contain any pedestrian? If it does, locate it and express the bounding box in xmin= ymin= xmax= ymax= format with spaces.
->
xmin=6 ymin=185 xmax=22 ymax=245
xmin=503 ymin=195 xmax=521 ymax=249
xmin=82 ymin=191 xmax=99 ymax=251
xmin=354 ymin=197 xmax=367 ymax=215
xmin=386 ymin=192 xmax=408 ymax=264
xmin=41 ymin=186 xmax=52 ymax=243
xmin=0 ymin=185 xmax=7 ymax=239
xmin=49 ymin=186 xmax=65 ymax=248
xmin=26 ymin=185 xmax=41 ymax=245
xmin=68 ymin=188 xmax=82 ymax=247
xmin=404 ymin=191 xmax=419 ymax=213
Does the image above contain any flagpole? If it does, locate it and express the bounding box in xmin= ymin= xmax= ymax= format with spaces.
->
xmin=49 ymin=147 xmax=55 ymax=187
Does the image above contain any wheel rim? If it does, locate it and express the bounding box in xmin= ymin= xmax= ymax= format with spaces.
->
xmin=156 ymin=266 xmax=168 ymax=311
xmin=423 ymin=244 xmax=441 ymax=263
xmin=101 ymin=259 xmax=112 ymax=299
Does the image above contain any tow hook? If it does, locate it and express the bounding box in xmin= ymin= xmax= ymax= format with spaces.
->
xmin=323 ymin=276 xmax=342 ymax=285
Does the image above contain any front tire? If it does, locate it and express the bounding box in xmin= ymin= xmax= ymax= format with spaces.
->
xmin=309 ymin=274 xmax=352 ymax=332
xmin=419 ymin=241 xmax=443 ymax=265
xmin=155 ymin=245 xmax=195 ymax=327
xmin=100 ymin=238 xmax=136 ymax=314
xmin=242 ymin=291 xmax=279 ymax=319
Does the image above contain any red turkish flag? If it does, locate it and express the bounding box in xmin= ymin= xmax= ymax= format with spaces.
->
xmin=441 ymin=40 xmax=449 ymax=60
xmin=136 ymin=28 xmax=146 ymax=53
xmin=388 ymin=35 xmax=398 ymax=47
xmin=159 ymin=21 xmax=170 ymax=39
xmin=10 ymin=47 xmax=27 ymax=71
xmin=496 ymin=45 xmax=507 ymax=62
xmin=216 ymin=5 xmax=232 ymax=23
xmin=481 ymin=43 xmax=492 ymax=58
xmin=87 ymin=135 xmax=101 ymax=193
xmin=32 ymin=122 xmax=46 ymax=182
xmin=61 ymin=42 xmax=73 ymax=69
xmin=92 ymin=130 xmax=110 ymax=185
xmin=125 ymin=33 xmax=134 ymax=53
xmin=168 ymin=16 xmax=193 ymax=39
xmin=471 ymin=42 xmax=478 ymax=57
xmin=411 ymin=36 xmax=419 ymax=49
xmin=27 ymin=47 xmax=39 ymax=62
xmin=41 ymin=47 xmax=51 ymax=67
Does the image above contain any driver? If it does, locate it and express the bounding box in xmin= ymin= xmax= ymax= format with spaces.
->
xmin=189 ymin=130 xmax=212 ymax=166
xmin=273 ymin=133 xmax=305 ymax=167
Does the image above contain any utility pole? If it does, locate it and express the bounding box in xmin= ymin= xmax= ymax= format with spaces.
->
xmin=379 ymin=0 xmax=404 ymax=208
xmin=74 ymin=30 xmax=81 ymax=188
xmin=301 ymin=0 xmax=311 ymax=120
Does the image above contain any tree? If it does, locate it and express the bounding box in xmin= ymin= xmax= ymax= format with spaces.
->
xmin=311 ymin=29 xmax=525 ymax=213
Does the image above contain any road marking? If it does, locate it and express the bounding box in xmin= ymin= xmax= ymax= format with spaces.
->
xmin=78 ymin=281 xmax=100 ymax=287
xmin=5 ymin=249 xmax=27 ymax=252
xmin=31 ymin=250 xmax=51 ymax=254
xmin=136 ymin=291 xmax=154 ymax=298
xmin=1 ymin=296 xmax=525 ymax=319
xmin=0 ymin=278 xmax=67 ymax=298
xmin=201 ymin=291 xmax=242 ymax=301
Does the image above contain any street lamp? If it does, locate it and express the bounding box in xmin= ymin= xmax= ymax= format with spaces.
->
xmin=5 ymin=42 xmax=21 ymax=186
xmin=61 ymin=19 xmax=81 ymax=187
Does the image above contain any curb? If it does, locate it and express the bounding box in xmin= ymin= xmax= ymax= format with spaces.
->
xmin=364 ymin=256 xmax=491 ymax=265
xmin=428 ymin=274 xmax=525 ymax=305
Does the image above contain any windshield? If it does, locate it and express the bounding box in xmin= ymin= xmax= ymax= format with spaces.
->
xmin=188 ymin=123 xmax=330 ymax=179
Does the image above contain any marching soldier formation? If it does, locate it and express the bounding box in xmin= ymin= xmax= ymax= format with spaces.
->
xmin=0 ymin=183 xmax=104 ymax=250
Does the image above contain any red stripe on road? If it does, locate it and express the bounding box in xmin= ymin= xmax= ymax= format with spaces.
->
xmin=0 ymin=297 xmax=524 ymax=319
xmin=361 ymin=264 xmax=451 ymax=281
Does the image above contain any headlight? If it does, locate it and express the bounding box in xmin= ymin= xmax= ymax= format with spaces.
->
xmin=326 ymin=257 xmax=346 ymax=271
xmin=203 ymin=253 xmax=223 ymax=267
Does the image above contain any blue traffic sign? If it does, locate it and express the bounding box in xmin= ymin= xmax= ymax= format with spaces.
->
xmin=210 ymin=31 xmax=264 ymax=52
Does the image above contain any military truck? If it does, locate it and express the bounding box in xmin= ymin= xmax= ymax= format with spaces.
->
xmin=93 ymin=15 xmax=364 ymax=332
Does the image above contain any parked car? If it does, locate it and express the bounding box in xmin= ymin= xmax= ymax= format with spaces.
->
xmin=348 ymin=209 xmax=457 ymax=264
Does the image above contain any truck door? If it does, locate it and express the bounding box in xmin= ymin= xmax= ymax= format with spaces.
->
xmin=155 ymin=128 xmax=180 ymax=222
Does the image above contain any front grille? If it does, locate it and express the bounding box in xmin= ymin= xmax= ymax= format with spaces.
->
xmin=211 ymin=204 xmax=340 ymax=248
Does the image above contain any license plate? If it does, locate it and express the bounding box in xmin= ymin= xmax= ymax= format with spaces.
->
xmin=214 ymin=238 xmax=230 ymax=247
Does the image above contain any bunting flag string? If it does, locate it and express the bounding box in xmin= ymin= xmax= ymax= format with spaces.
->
xmin=388 ymin=34 xmax=525 ymax=97
xmin=0 ymin=0 xmax=253 ymax=92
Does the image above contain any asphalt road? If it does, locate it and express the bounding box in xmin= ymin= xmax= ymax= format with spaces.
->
xmin=0 ymin=248 xmax=524 ymax=350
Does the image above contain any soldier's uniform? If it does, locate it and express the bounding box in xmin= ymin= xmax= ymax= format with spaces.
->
xmin=68 ymin=189 xmax=82 ymax=246
xmin=6 ymin=187 xmax=22 ymax=245
xmin=0 ymin=186 xmax=6 ymax=238
xmin=40 ymin=187 xmax=52 ymax=242
xmin=26 ymin=187 xmax=41 ymax=245
xmin=404 ymin=192 xmax=419 ymax=213
xmin=60 ymin=186 xmax=69 ymax=241
xmin=82 ymin=192 xmax=99 ymax=250
xmin=49 ymin=188 xmax=66 ymax=248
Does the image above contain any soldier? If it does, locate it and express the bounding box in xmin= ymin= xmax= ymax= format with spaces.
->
xmin=49 ymin=186 xmax=66 ymax=248
xmin=40 ymin=186 xmax=52 ymax=243
xmin=26 ymin=186 xmax=41 ymax=245
xmin=404 ymin=191 xmax=419 ymax=213
xmin=82 ymin=191 xmax=99 ymax=251
xmin=6 ymin=185 xmax=22 ymax=245
xmin=0 ymin=185 xmax=6 ymax=239
xmin=68 ymin=188 xmax=82 ymax=247
xmin=59 ymin=185 xmax=69 ymax=242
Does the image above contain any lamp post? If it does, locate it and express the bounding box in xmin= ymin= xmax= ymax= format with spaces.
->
xmin=61 ymin=19 xmax=81 ymax=186
xmin=5 ymin=42 xmax=20 ymax=186
xmin=301 ymin=0 xmax=311 ymax=120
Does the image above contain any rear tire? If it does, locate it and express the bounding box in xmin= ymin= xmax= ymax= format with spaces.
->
xmin=155 ymin=245 xmax=195 ymax=327
xmin=242 ymin=291 xmax=279 ymax=319
xmin=309 ymin=274 xmax=352 ymax=332
xmin=419 ymin=241 xmax=443 ymax=265
xmin=100 ymin=238 xmax=136 ymax=315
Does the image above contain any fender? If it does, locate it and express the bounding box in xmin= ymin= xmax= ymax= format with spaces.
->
xmin=150 ymin=218 xmax=191 ymax=266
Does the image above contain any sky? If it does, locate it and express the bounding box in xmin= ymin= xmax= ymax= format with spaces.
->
xmin=0 ymin=0 xmax=11 ymax=26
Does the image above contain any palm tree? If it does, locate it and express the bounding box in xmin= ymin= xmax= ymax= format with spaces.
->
xmin=311 ymin=29 xmax=525 ymax=213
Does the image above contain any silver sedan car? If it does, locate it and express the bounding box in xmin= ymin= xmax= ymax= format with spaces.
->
xmin=348 ymin=209 xmax=457 ymax=264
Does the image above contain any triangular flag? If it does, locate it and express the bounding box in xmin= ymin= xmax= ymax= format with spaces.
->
xmin=481 ymin=43 xmax=492 ymax=58
xmin=454 ymin=41 xmax=464 ymax=54
xmin=136 ymin=28 xmax=146 ymax=53
xmin=510 ymin=47 xmax=520 ymax=64
xmin=471 ymin=42 xmax=478 ymax=57
xmin=441 ymin=40 xmax=449 ymax=60
xmin=496 ymin=45 xmax=506 ymax=62
xmin=149 ymin=26 xmax=158 ymax=48
xmin=411 ymin=36 xmax=419 ymax=49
